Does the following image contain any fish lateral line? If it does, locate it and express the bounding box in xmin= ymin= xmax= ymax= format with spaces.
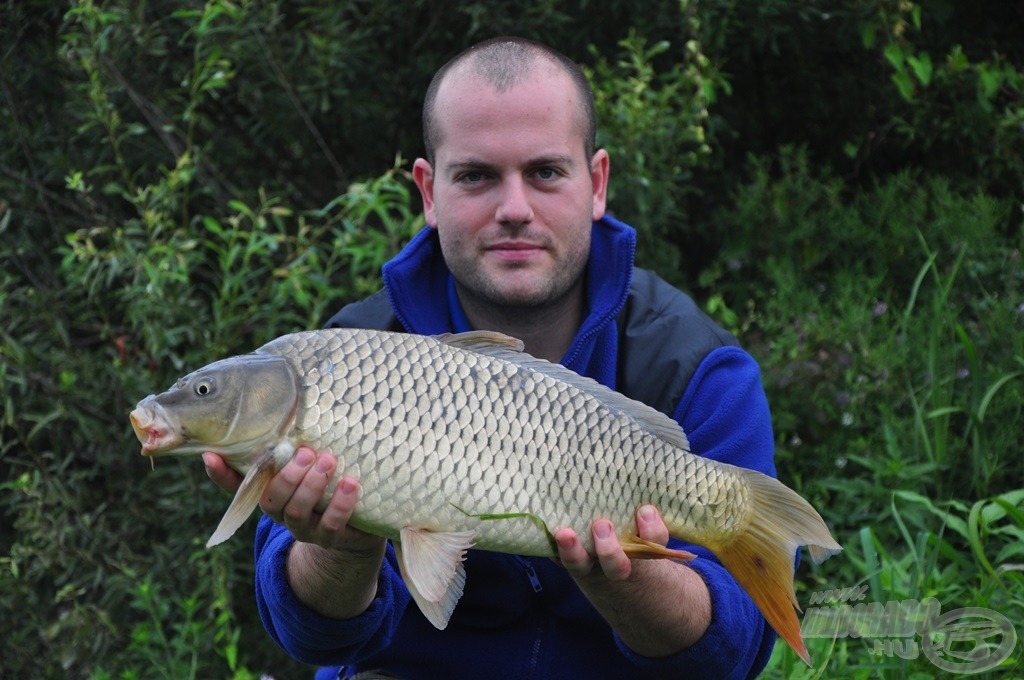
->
xmin=450 ymin=503 xmax=558 ymax=554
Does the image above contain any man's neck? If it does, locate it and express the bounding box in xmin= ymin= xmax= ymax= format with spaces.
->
xmin=456 ymin=283 xmax=585 ymax=363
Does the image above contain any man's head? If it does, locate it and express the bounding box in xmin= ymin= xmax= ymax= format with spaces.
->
xmin=412 ymin=37 xmax=609 ymax=322
xmin=422 ymin=37 xmax=597 ymax=167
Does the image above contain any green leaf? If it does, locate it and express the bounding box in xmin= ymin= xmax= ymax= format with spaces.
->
xmin=978 ymin=65 xmax=1004 ymax=101
xmin=978 ymin=371 xmax=1024 ymax=422
xmin=859 ymin=22 xmax=877 ymax=49
xmin=202 ymin=216 xmax=224 ymax=235
xmin=893 ymin=490 xmax=970 ymax=539
xmin=946 ymin=45 xmax=970 ymax=72
xmin=891 ymin=71 xmax=915 ymax=101
xmin=908 ymin=53 xmax=933 ymax=86
xmin=884 ymin=42 xmax=906 ymax=70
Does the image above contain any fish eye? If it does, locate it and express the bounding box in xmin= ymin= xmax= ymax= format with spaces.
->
xmin=194 ymin=378 xmax=215 ymax=397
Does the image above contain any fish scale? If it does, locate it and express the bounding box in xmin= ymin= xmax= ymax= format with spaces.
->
xmin=278 ymin=329 xmax=669 ymax=552
xmin=129 ymin=327 xmax=841 ymax=664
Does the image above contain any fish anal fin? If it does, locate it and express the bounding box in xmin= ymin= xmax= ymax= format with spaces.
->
xmin=620 ymin=534 xmax=696 ymax=561
xmin=395 ymin=527 xmax=475 ymax=630
xmin=205 ymin=455 xmax=275 ymax=547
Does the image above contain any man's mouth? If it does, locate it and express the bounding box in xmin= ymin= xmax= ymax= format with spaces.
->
xmin=486 ymin=241 xmax=546 ymax=260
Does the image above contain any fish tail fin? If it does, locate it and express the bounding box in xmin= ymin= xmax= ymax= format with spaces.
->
xmin=206 ymin=454 xmax=276 ymax=547
xmin=710 ymin=469 xmax=842 ymax=667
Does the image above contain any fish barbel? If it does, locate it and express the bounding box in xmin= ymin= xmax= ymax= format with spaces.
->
xmin=129 ymin=328 xmax=841 ymax=664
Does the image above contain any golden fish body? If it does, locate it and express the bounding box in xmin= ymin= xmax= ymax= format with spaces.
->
xmin=130 ymin=328 xmax=840 ymax=664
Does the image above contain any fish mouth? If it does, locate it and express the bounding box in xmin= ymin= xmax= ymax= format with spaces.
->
xmin=130 ymin=403 xmax=184 ymax=456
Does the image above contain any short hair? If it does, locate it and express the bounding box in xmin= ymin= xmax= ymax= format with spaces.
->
xmin=422 ymin=36 xmax=596 ymax=165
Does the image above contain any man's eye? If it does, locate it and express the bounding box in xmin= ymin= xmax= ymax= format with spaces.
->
xmin=535 ymin=168 xmax=558 ymax=180
xmin=458 ymin=172 xmax=485 ymax=183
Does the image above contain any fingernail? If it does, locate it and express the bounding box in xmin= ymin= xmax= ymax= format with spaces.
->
xmin=594 ymin=521 xmax=611 ymax=539
xmin=295 ymin=448 xmax=315 ymax=466
xmin=639 ymin=506 xmax=655 ymax=522
xmin=339 ymin=478 xmax=360 ymax=497
xmin=315 ymin=454 xmax=333 ymax=473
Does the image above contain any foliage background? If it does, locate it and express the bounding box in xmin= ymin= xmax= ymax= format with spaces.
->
xmin=1 ymin=0 xmax=1021 ymax=677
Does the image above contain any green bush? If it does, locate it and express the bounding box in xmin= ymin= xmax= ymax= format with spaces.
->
xmin=1 ymin=164 xmax=421 ymax=676
xmin=588 ymin=27 xmax=726 ymax=283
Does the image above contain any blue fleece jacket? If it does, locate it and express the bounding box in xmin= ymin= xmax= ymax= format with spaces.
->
xmin=254 ymin=216 xmax=778 ymax=678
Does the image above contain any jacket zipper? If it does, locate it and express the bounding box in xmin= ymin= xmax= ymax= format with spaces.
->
xmin=523 ymin=558 xmax=543 ymax=593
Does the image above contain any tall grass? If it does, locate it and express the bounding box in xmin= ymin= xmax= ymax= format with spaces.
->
xmin=709 ymin=159 xmax=1024 ymax=677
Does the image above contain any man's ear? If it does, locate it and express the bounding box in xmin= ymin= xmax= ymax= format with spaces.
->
xmin=590 ymin=149 xmax=610 ymax=221
xmin=413 ymin=158 xmax=437 ymax=228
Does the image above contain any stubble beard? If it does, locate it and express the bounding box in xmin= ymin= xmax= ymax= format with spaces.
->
xmin=447 ymin=240 xmax=590 ymax=318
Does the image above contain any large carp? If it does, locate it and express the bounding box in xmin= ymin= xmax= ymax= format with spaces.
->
xmin=129 ymin=328 xmax=840 ymax=664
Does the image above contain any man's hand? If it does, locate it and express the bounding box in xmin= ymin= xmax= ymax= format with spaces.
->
xmin=555 ymin=505 xmax=669 ymax=580
xmin=554 ymin=506 xmax=711 ymax=657
xmin=202 ymin=447 xmax=383 ymax=553
xmin=204 ymin=447 xmax=386 ymax=620
xmin=202 ymin=451 xmax=244 ymax=493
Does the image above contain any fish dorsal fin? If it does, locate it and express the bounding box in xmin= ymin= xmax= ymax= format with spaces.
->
xmin=395 ymin=527 xmax=475 ymax=629
xmin=436 ymin=330 xmax=525 ymax=353
xmin=206 ymin=449 xmax=277 ymax=547
xmin=436 ymin=331 xmax=691 ymax=452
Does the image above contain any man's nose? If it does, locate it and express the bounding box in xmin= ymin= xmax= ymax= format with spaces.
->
xmin=495 ymin=177 xmax=534 ymax=225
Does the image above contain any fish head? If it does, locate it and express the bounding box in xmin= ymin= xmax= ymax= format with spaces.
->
xmin=130 ymin=353 xmax=298 ymax=461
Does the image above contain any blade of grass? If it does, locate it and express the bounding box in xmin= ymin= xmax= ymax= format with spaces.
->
xmin=860 ymin=526 xmax=883 ymax=603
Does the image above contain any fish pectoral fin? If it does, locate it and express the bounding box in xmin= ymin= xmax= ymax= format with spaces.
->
xmin=620 ymin=534 xmax=696 ymax=561
xmin=395 ymin=527 xmax=475 ymax=630
xmin=205 ymin=454 xmax=276 ymax=547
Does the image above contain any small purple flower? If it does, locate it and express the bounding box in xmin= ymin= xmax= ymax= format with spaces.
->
xmin=873 ymin=301 xmax=888 ymax=317
xmin=956 ymin=367 xmax=970 ymax=379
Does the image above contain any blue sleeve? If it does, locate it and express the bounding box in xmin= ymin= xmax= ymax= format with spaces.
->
xmin=613 ymin=345 xmax=777 ymax=679
xmin=253 ymin=515 xmax=412 ymax=666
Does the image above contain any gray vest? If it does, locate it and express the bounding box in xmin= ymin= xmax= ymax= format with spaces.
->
xmin=325 ymin=268 xmax=737 ymax=417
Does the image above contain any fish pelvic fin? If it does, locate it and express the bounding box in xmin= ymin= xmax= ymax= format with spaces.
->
xmin=709 ymin=469 xmax=843 ymax=667
xmin=395 ymin=527 xmax=475 ymax=630
xmin=205 ymin=452 xmax=276 ymax=547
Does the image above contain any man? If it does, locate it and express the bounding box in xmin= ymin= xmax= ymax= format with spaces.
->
xmin=205 ymin=37 xmax=778 ymax=678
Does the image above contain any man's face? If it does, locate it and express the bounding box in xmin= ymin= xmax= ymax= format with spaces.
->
xmin=414 ymin=65 xmax=609 ymax=311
